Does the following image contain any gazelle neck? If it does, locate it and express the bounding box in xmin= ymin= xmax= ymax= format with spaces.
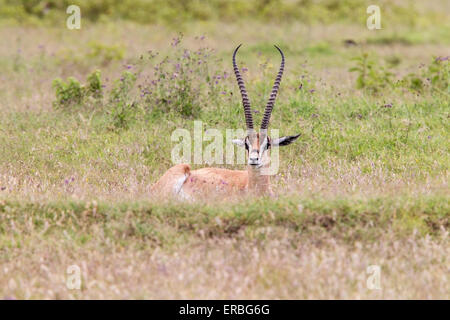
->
xmin=247 ymin=164 xmax=271 ymax=195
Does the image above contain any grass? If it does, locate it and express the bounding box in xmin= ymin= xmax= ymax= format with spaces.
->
xmin=0 ymin=4 xmax=449 ymax=298
xmin=1 ymin=196 xmax=448 ymax=299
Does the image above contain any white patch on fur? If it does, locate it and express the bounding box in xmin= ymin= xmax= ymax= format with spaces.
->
xmin=173 ymin=174 xmax=188 ymax=194
xmin=173 ymin=173 xmax=191 ymax=200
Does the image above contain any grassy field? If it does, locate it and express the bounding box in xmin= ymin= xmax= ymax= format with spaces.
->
xmin=0 ymin=1 xmax=449 ymax=299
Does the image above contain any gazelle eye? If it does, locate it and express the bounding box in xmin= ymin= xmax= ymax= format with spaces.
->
xmin=261 ymin=138 xmax=270 ymax=150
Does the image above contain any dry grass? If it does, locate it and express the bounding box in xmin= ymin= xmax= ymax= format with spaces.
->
xmin=2 ymin=230 xmax=448 ymax=299
xmin=0 ymin=196 xmax=448 ymax=299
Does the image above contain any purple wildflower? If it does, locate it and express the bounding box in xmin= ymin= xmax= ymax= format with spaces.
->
xmin=435 ymin=56 xmax=449 ymax=62
xmin=171 ymin=36 xmax=181 ymax=47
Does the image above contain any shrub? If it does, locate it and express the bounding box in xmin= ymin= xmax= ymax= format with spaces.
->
xmin=110 ymin=71 xmax=136 ymax=103
xmin=108 ymin=71 xmax=138 ymax=130
xmin=426 ymin=56 xmax=449 ymax=92
xmin=138 ymin=34 xmax=224 ymax=118
xmin=52 ymin=77 xmax=83 ymax=108
xmin=86 ymin=70 xmax=103 ymax=99
xmin=350 ymin=53 xmax=449 ymax=95
xmin=401 ymin=56 xmax=449 ymax=93
xmin=349 ymin=53 xmax=393 ymax=94
xmin=52 ymin=36 xmax=229 ymax=126
xmin=52 ymin=70 xmax=104 ymax=109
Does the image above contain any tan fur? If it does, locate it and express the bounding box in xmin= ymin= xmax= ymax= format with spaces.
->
xmin=152 ymin=163 xmax=274 ymax=200
xmin=151 ymin=134 xmax=274 ymax=200
xmin=248 ymin=167 xmax=271 ymax=195
xmin=182 ymin=167 xmax=248 ymax=198
xmin=151 ymin=163 xmax=191 ymax=197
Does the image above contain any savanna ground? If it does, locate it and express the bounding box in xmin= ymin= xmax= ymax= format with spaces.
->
xmin=0 ymin=0 xmax=449 ymax=299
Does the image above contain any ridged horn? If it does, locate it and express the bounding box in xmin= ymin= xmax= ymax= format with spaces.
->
xmin=233 ymin=44 xmax=254 ymax=130
xmin=260 ymin=45 xmax=285 ymax=130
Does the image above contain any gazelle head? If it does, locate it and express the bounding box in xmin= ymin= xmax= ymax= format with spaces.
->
xmin=231 ymin=44 xmax=301 ymax=170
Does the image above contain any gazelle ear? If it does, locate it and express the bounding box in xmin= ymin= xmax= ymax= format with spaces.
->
xmin=232 ymin=139 xmax=246 ymax=147
xmin=271 ymin=134 xmax=301 ymax=147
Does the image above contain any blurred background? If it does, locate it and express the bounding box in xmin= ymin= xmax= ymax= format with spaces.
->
xmin=0 ymin=0 xmax=448 ymax=27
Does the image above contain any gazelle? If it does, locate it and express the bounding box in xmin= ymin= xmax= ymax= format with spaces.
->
xmin=151 ymin=44 xmax=300 ymax=199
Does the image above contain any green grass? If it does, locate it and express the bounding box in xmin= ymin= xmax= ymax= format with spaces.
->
xmin=1 ymin=93 xmax=447 ymax=195
xmin=1 ymin=195 xmax=448 ymax=244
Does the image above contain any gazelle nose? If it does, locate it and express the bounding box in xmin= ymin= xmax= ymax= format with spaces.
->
xmin=249 ymin=150 xmax=259 ymax=165
xmin=249 ymin=157 xmax=258 ymax=165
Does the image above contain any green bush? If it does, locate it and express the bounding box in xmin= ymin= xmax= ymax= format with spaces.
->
xmin=86 ymin=70 xmax=103 ymax=99
xmin=138 ymin=34 xmax=225 ymax=118
xmin=349 ymin=53 xmax=393 ymax=94
xmin=141 ymin=39 xmax=198 ymax=117
xmin=51 ymin=37 xmax=228 ymax=127
xmin=52 ymin=70 xmax=104 ymax=109
xmin=426 ymin=57 xmax=449 ymax=92
xmin=52 ymin=77 xmax=83 ymax=108
xmin=350 ymin=53 xmax=449 ymax=94
xmin=401 ymin=56 xmax=449 ymax=93
xmin=108 ymin=71 xmax=138 ymax=130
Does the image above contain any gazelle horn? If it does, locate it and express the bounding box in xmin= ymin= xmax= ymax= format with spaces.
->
xmin=233 ymin=44 xmax=254 ymax=130
xmin=260 ymin=45 xmax=285 ymax=131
